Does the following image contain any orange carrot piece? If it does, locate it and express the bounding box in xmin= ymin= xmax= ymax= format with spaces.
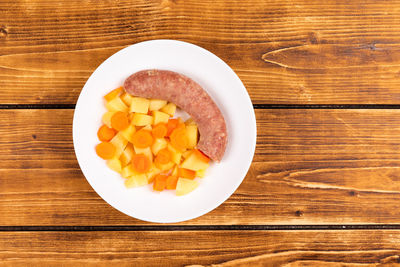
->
xmin=95 ymin=142 xmax=116 ymax=159
xmin=166 ymin=175 xmax=178 ymax=190
xmin=166 ymin=119 xmax=179 ymax=136
xmin=152 ymin=123 xmax=168 ymax=139
xmin=178 ymin=168 xmax=196 ymax=180
xmin=153 ymin=174 xmax=168 ymax=191
xmin=104 ymin=87 xmax=122 ymax=101
xmin=97 ymin=125 xmax=116 ymax=142
xmin=111 ymin=111 xmax=129 ymax=131
xmin=170 ymin=127 xmax=188 ymax=152
xmin=131 ymin=154 xmax=151 ymax=173
xmin=193 ymin=149 xmax=210 ymax=163
xmin=132 ymin=130 xmax=154 ymax=148
xmin=154 ymin=148 xmax=171 ymax=165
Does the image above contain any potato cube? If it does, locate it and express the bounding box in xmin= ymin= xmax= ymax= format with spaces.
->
xmin=172 ymin=165 xmax=178 ymax=176
xmin=152 ymin=111 xmax=170 ymax=125
xmin=146 ymin=164 xmax=162 ymax=183
xmin=121 ymin=124 xmax=136 ymax=143
xmin=125 ymin=173 xmax=148 ymax=188
xmin=196 ymin=169 xmax=206 ymax=178
xmin=167 ymin=143 xmax=182 ymax=164
xmin=130 ymin=97 xmax=150 ymax=114
xmin=121 ymin=164 xmax=135 ymax=178
xmin=102 ymin=111 xmax=116 ymax=128
xmin=142 ymin=124 xmax=152 ymax=131
xmin=180 ymin=152 xmax=209 ymax=171
xmin=156 ymin=161 xmax=175 ymax=171
xmin=151 ymin=138 xmax=168 ymax=156
xmin=186 ymin=125 xmax=198 ymax=149
xmin=119 ymin=143 xmax=134 ymax=167
xmin=110 ymin=132 xmax=128 ymax=158
xmin=106 ymin=158 xmax=122 ymax=173
xmin=182 ymin=150 xmax=193 ymax=159
xmin=120 ymin=93 xmax=133 ymax=106
xmin=131 ymin=113 xmax=153 ymax=126
xmin=149 ymin=99 xmax=167 ymax=111
xmin=134 ymin=146 xmax=153 ymax=162
xmin=106 ymin=97 xmax=128 ymax=112
xmin=160 ymin=103 xmax=176 ymax=116
xmin=176 ymin=178 xmax=198 ymax=196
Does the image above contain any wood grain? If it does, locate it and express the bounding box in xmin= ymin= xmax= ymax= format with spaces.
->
xmin=1 ymin=109 xmax=400 ymax=225
xmin=1 ymin=230 xmax=400 ymax=266
xmin=2 ymin=0 xmax=400 ymax=104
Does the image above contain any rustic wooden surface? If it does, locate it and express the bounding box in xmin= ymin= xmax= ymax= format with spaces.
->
xmin=2 ymin=230 xmax=400 ymax=266
xmin=2 ymin=0 xmax=400 ymax=266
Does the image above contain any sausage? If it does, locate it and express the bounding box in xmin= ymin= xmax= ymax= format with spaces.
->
xmin=124 ymin=69 xmax=227 ymax=162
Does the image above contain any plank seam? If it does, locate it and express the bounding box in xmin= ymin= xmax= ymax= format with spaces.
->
xmin=1 ymin=225 xmax=400 ymax=231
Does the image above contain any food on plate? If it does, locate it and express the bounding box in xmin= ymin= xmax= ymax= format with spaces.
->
xmin=95 ymin=84 xmax=217 ymax=195
xmin=124 ymin=69 xmax=227 ymax=162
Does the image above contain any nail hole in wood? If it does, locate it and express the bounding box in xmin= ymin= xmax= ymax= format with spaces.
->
xmin=295 ymin=210 xmax=303 ymax=217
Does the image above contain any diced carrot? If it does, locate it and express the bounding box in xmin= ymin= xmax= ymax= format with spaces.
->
xmin=131 ymin=154 xmax=151 ymax=173
xmin=97 ymin=125 xmax=116 ymax=142
xmin=166 ymin=119 xmax=179 ymax=136
xmin=132 ymin=130 xmax=154 ymax=148
xmin=166 ymin=175 xmax=178 ymax=190
xmin=193 ymin=149 xmax=210 ymax=163
xmin=178 ymin=168 xmax=196 ymax=179
xmin=152 ymin=123 xmax=168 ymax=139
xmin=153 ymin=174 xmax=168 ymax=191
xmin=170 ymin=127 xmax=188 ymax=152
xmin=154 ymin=148 xmax=171 ymax=165
xmin=104 ymin=87 xmax=122 ymax=101
xmin=96 ymin=142 xmax=116 ymax=159
xmin=111 ymin=111 xmax=129 ymax=131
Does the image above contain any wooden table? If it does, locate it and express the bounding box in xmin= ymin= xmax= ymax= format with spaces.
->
xmin=2 ymin=0 xmax=400 ymax=266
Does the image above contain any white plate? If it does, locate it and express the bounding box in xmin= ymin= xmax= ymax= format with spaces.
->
xmin=73 ymin=40 xmax=256 ymax=223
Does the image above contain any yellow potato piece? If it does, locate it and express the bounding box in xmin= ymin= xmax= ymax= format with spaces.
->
xmin=119 ymin=143 xmax=134 ymax=167
xmin=120 ymin=93 xmax=133 ymax=106
xmin=125 ymin=173 xmax=148 ymax=188
xmin=186 ymin=125 xmax=198 ymax=149
xmin=149 ymin=99 xmax=167 ymax=111
xmin=134 ymin=146 xmax=153 ymax=162
xmin=131 ymin=113 xmax=153 ymax=126
xmin=110 ymin=132 xmax=128 ymax=158
xmin=107 ymin=158 xmax=122 ymax=173
xmin=121 ymin=164 xmax=135 ymax=178
xmin=180 ymin=152 xmax=209 ymax=171
xmin=130 ymin=97 xmax=150 ymax=114
xmin=106 ymin=97 xmax=128 ymax=112
xmin=146 ymin=164 xmax=162 ymax=183
xmin=151 ymin=138 xmax=168 ymax=156
xmin=152 ymin=110 xmax=170 ymax=125
xmin=196 ymin=169 xmax=207 ymax=178
xmin=176 ymin=178 xmax=198 ymax=196
xmin=167 ymin=143 xmax=182 ymax=164
xmin=102 ymin=111 xmax=116 ymax=128
xmin=160 ymin=102 xmax=176 ymax=116
xmin=121 ymin=124 xmax=136 ymax=143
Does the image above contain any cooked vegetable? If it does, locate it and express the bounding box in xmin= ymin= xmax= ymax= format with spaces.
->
xmin=152 ymin=123 xmax=168 ymax=139
xmin=106 ymin=97 xmax=128 ymax=112
xmin=176 ymin=178 xmax=198 ymax=196
xmin=170 ymin=127 xmax=188 ymax=152
xmin=111 ymin=111 xmax=130 ymax=131
xmin=131 ymin=154 xmax=151 ymax=173
xmin=97 ymin=125 xmax=116 ymax=142
xmin=104 ymin=87 xmax=122 ymax=101
xmin=107 ymin=158 xmax=122 ymax=173
xmin=166 ymin=176 xmax=178 ymax=190
xmin=178 ymin=168 xmax=196 ymax=180
xmin=96 ymin=142 xmax=116 ymax=159
xmin=152 ymin=110 xmax=170 ymax=125
xmin=149 ymin=99 xmax=167 ymax=111
xmin=160 ymin=102 xmax=176 ymax=116
xmin=130 ymin=97 xmax=150 ymax=114
xmin=153 ymin=174 xmax=168 ymax=191
xmin=131 ymin=113 xmax=153 ymax=126
xmin=132 ymin=129 xmax=153 ymax=148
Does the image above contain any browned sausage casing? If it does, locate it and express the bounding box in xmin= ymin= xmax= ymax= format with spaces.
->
xmin=124 ymin=69 xmax=227 ymax=162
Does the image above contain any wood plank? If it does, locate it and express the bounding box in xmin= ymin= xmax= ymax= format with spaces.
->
xmin=1 ymin=230 xmax=400 ymax=266
xmin=1 ymin=109 xmax=400 ymax=225
xmin=2 ymin=0 xmax=400 ymax=104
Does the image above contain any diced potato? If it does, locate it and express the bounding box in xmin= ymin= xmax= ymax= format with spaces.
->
xmin=196 ymin=169 xmax=206 ymax=178
xmin=180 ymin=152 xmax=209 ymax=171
xmin=131 ymin=113 xmax=153 ymax=126
xmin=176 ymin=178 xmax=198 ymax=196
xmin=182 ymin=150 xmax=193 ymax=159
xmin=146 ymin=164 xmax=162 ymax=183
xmin=156 ymin=161 xmax=175 ymax=171
xmin=185 ymin=118 xmax=196 ymax=126
xmin=120 ymin=93 xmax=133 ymax=106
xmin=130 ymin=97 xmax=150 ymax=114
xmin=160 ymin=102 xmax=176 ymax=116
xmin=107 ymin=158 xmax=122 ymax=173
xmin=142 ymin=124 xmax=152 ymax=131
xmin=167 ymin=143 xmax=182 ymax=164
xmin=151 ymin=138 xmax=168 ymax=156
xmin=106 ymin=97 xmax=128 ymax=112
xmin=149 ymin=99 xmax=167 ymax=111
xmin=134 ymin=146 xmax=153 ymax=162
xmin=121 ymin=124 xmax=136 ymax=143
xmin=119 ymin=143 xmax=134 ymax=167
xmin=186 ymin=125 xmax=198 ymax=149
xmin=121 ymin=164 xmax=135 ymax=178
xmin=102 ymin=111 xmax=116 ymax=128
xmin=125 ymin=173 xmax=148 ymax=188
xmin=110 ymin=132 xmax=128 ymax=158
xmin=152 ymin=111 xmax=170 ymax=125
xmin=172 ymin=165 xmax=178 ymax=176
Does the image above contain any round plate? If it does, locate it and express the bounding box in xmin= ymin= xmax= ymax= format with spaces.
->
xmin=73 ymin=40 xmax=256 ymax=223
